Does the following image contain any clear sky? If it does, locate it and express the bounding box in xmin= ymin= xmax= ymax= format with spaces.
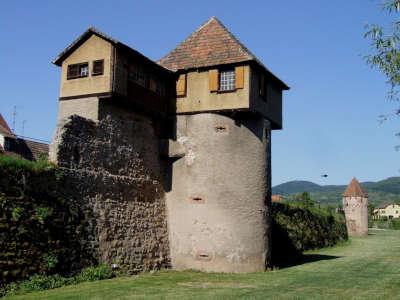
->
xmin=0 ymin=0 xmax=398 ymax=186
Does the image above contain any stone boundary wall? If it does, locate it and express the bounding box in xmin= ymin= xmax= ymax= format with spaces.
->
xmin=50 ymin=114 xmax=170 ymax=273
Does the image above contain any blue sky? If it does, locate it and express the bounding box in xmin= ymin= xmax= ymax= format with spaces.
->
xmin=0 ymin=0 xmax=398 ymax=186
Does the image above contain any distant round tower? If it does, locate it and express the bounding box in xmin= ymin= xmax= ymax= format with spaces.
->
xmin=342 ymin=177 xmax=368 ymax=236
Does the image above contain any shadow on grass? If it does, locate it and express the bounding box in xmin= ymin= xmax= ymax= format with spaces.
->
xmin=275 ymin=254 xmax=341 ymax=269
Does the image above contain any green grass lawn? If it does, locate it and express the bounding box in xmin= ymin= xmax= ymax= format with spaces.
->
xmin=5 ymin=229 xmax=400 ymax=299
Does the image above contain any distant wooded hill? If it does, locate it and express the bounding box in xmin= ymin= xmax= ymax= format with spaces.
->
xmin=272 ymin=177 xmax=400 ymax=206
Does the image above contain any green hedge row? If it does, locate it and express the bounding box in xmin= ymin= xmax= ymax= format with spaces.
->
xmin=271 ymin=202 xmax=348 ymax=266
xmin=371 ymin=219 xmax=400 ymax=230
xmin=0 ymin=155 xmax=91 ymax=286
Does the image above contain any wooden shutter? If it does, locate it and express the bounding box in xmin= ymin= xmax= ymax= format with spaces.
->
xmin=92 ymin=60 xmax=104 ymax=75
xmin=209 ymin=69 xmax=219 ymax=92
xmin=176 ymin=74 xmax=186 ymax=96
xmin=67 ymin=64 xmax=79 ymax=79
xmin=259 ymin=74 xmax=265 ymax=98
xmin=150 ymin=78 xmax=157 ymax=92
xmin=235 ymin=66 xmax=244 ymax=89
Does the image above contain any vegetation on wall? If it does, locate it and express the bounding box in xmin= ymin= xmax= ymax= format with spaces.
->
xmin=271 ymin=198 xmax=348 ymax=266
xmin=0 ymin=155 xmax=90 ymax=286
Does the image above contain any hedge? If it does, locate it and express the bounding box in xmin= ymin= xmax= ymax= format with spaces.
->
xmin=271 ymin=202 xmax=348 ymax=266
xmin=0 ymin=155 xmax=90 ymax=286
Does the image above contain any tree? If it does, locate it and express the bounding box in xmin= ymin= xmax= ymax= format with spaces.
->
xmin=365 ymin=0 xmax=400 ymax=148
xmin=294 ymin=191 xmax=316 ymax=208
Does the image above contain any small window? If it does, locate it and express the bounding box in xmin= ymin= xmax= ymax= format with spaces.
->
xmin=80 ymin=64 xmax=88 ymax=77
xmin=156 ymin=81 xmax=165 ymax=96
xmin=67 ymin=62 xmax=88 ymax=79
xmin=92 ymin=60 xmax=104 ymax=76
xmin=219 ymin=69 xmax=235 ymax=91
xmin=128 ymin=65 xmax=148 ymax=88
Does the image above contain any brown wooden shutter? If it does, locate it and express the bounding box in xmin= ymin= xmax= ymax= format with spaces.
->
xmin=259 ymin=74 xmax=266 ymax=98
xmin=176 ymin=74 xmax=186 ymax=96
xmin=150 ymin=78 xmax=157 ymax=92
xmin=235 ymin=66 xmax=244 ymax=89
xmin=209 ymin=69 xmax=219 ymax=92
xmin=67 ymin=64 xmax=79 ymax=79
xmin=92 ymin=60 xmax=104 ymax=75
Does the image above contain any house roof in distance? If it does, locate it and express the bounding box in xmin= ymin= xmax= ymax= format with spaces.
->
xmin=158 ymin=16 xmax=289 ymax=89
xmin=343 ymin=177 xmax=368 ymax=197
xmin=0 ymin=113 xmax=15 ymax=138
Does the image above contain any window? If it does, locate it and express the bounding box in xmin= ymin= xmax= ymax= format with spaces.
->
xmin=92 ymin=60 xmax=104 ymax=76
xmin=156 ymin=81 xmax=165 ymax=97
xmin=80 ymin=64 xmax=88 ymax=77
xmin=67 ymin=62 xmax=89 ymax=79
xmin=128 ymin=66 xmax=148 ymax=88
xmin=219 ymin=69 xmax=235 ymax=91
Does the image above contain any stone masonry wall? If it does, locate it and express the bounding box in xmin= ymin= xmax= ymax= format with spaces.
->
xmin=50 ymin=112 xmax=170 ymax=273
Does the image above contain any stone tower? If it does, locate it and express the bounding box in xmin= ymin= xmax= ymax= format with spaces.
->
xmin=50 ymin=17 xmax=288 ymax=273
xmin=343 ymin=178 xmax=368 ymax=236
xmin=159 ymin=17 xmax=288 ymax=272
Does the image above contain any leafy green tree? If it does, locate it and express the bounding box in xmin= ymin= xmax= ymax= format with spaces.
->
xmin=365 ymin=0 xmax=400 ymax=150
xmin=294 ymin=192 xmax=316 ymax=208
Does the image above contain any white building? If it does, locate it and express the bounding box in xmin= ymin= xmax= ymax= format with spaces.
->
xmin=374 ymin=203 xmax=400 ymax=219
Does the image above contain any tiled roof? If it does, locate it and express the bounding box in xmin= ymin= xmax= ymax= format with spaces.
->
xmin=343 ymin=177 xmax=368 ymax=197
xmin=0 ymin=113 xmax=14 ymax=137
xmin=272 ymin=195 xmax=283 ymax=202
xmin=22 ymin=139 xmax=49 ymax=160
xmin=158 ymin=17 xmax=289 ymax=89
xmin=158 ymin=17 xmax=255 ymax=71
xmin=376 ymin=202 xmax=392 ymax=209
xmin=2 ymin=137 xmax=49 ymax=161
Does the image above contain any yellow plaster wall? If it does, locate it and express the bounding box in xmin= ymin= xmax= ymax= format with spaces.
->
xmin=175 ymin=66 xmax=250 ymax=113
xmin=59 ymin=35 xmax=113 ymax=98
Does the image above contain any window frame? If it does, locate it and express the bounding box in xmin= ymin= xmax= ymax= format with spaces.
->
xmin=67 ymin=62 xmax=89 ymax=80
xmin=218 ymin=69 xmax=236 ymax=92
xmin=92 ymin=59 xmax=104 ymax=76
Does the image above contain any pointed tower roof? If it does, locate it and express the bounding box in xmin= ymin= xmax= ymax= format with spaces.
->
xmin=158 ymin=17 xmax=289 ymax=89
xmin=343 ymin=177 xmax=368 ymax=197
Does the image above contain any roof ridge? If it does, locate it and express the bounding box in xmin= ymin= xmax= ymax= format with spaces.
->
xmin=207 ymin=17 xmax=256 ymax=60
xmin=157 ymin=16 xmax=255 ymax=70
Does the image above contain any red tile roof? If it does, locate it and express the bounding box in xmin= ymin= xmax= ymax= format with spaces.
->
xmin=158 ymin=17 xmax=289 ymax=89
xmin=0 ymin=113 xmax=14 ymax=137
xmin=159 ymin=17 xmax=255 ymax=71
xmin=343 ymin=177 xmax=368 ymax=197
xmin=272 ymin=195 xmax=283 ymax=203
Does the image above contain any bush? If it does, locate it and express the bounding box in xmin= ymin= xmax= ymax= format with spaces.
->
xmin=0 ymin=154 xmax=88 ymax=285
xmin=372 ymin=218 xmax=400 ymax=230
xmin=271 ymin=202 xmax=348 ymax=266
xmin=76 ymin=265 xmax=114 ymax=282
xmin=0 ymin=265 xmax=114 ymax=297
